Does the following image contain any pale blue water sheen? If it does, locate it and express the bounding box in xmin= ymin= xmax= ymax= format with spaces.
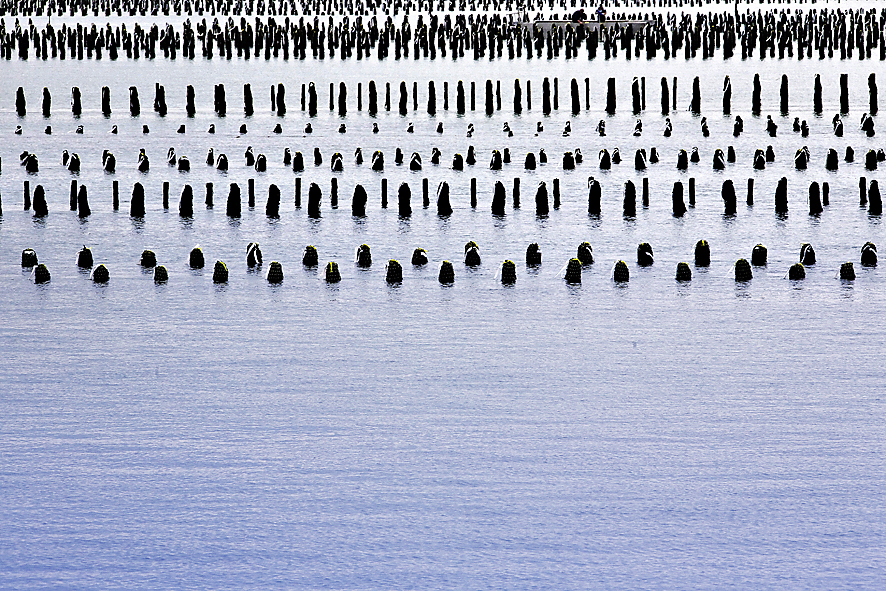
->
xmin=1 ymin=33 xmax=885 ymax=590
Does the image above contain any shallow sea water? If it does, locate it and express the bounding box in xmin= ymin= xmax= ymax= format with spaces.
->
xmin=1 ymin=14 xmax=885 ymax=588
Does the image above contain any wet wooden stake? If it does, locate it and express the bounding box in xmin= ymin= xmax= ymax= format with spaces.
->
xmin=672 ymin=77 xmax=677 ymax=111
xmin=70 ymin=180 xmax=78 ymax=211
xmin=641 ymin=77 xmax=646 ymax=110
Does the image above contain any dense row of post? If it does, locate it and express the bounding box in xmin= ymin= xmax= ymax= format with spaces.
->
xmin=8 ymin=72 xmax=882 ymax=119
xmin=12 ymin=138 xmax=886 ymax=182
xmin=7 ymin=172 xmax=886 ymax=220
xmin=17 ymin=238 xmax=874 ymax=286
xmin=1 ymin=0 xmax=779 ymax=20
xmin=3 ymin=7 xmax=886 ymax=63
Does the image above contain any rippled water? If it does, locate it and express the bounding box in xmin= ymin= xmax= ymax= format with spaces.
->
xmin=1 ymin=27 xmax=885 ymax=589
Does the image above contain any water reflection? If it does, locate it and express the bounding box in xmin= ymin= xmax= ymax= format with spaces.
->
xmin=324 ymin=282 xmax=341 ymax=299
xmin=351 ymin=215 xmax=368 ymax=232
xmin=385 ymin=281 xmax=403 ymax=304
xmin=397 ymin=216 xmax=411 ymax=233
xmin=734 ymin=281 xmax=751 ymax=299
xmin=130 ymin=217 xmax=145 ymax=232
xmin=565 ymin=282 xmax=582 ymax=303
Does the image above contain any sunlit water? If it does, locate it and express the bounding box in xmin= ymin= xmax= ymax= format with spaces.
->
xmin=1 ymin=28 xmax=885 ymax=589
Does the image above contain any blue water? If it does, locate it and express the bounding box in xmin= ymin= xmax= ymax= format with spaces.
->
xmin=1 ymin=14 xmax=886 ymax=589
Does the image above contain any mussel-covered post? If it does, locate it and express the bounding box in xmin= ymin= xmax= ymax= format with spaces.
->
xmin=267 ymin=262 xmax=284 ymax=283
xmin=735 ymin=259 xmax=753 ymax=281
xmin=695 ymin=240 xmax=711 ymax=266
xmin=526 ymin=243 xmax=541 ymax=265
xmin=386 ymin=260 xmax=403 ymax=284
xmin=439 ymin=260 xmax=454 ymax=284
xmin=613 ymin=260 xmax=629 ymax=283
xmin=752 ymin=244 xmax=768 ymax=266
xmin=325 ymin=261 xmax=341 ymax=283
xmin=213 ymin=261 xmax=228 ymax=283
xmin=564 ymin=258 xmax=582 ymax=284
xmin=501 ymin=260 xmax=516 ymax=284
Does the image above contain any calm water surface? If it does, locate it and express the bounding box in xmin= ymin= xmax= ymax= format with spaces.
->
xmin=1 ymin=26 xmax=885 ymax=588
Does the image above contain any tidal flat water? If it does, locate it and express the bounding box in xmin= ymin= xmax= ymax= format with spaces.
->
xmin=1 ymin=12 xmax=886 ymax=589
